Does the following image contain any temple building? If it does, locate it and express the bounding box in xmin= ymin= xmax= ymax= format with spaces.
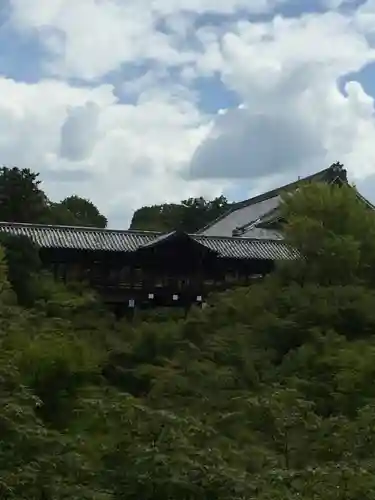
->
xmin=199 ymin=161 xmax=349 ymax=239
xmin=0 ymin=162 xmax=372 ymax=314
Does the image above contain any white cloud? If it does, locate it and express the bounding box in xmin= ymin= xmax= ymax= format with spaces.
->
xmin=0 ymin=76 xmax=226 ymax=227
xmin=60 ymin=102 xmax=100 ymax=161
xmin=151 ymin=0 xmax=285 ymax=15
xmin=8 ymin=0 xmax=292 ymax=80
xmin=8 ymin=0 xmax=189 ymax=79
xmin=3 ymin=0 xmax=375 ymax=229
xmin=189 ymin=10 xmax=375 ymax=184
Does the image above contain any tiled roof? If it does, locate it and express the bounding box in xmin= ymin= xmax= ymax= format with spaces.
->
xmin=0 ymin=222 xmax=157 ymax=252
xmin=234 ymin=207 xmax=283 ymax=239
xmin=199 ymin=163 xmax=348 ymax=238
xmin=194 ymin=234 xmax=295 ymax=260
xmin=203 ymin=195 xmax=281 ymax=239
xmin=139 ymin=231 xmax=176 ymax=248
xmin=0 ymin=222 xmax=296 ymax=261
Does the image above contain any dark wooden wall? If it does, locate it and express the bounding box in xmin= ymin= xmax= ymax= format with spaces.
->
xmin=39 ymin=244 xmax=274 ymax=314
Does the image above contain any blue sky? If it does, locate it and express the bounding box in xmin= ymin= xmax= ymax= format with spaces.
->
xmin=0 ymin=0 xmax=375 ymax=227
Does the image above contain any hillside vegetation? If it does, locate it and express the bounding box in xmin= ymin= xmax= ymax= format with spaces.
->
xmin=1 ymin=166 xmax=375 ymax=498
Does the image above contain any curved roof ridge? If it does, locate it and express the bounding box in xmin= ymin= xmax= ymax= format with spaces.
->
xmin=198 ymin=162 xmax=347 ymax=236
xmin=0 ymin=220 xmax=163 ymax=235
xmin=0 ymin=222 xmax=296 ymax=260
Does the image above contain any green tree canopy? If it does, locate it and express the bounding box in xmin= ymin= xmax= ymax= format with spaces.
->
xmin=130 ymin=195 xmax=230 ymax=232
xmin=0 ymin=166 xmax=49 ymax=223
xmin=3 ymin=164 xmax=375 ymax=497
xmin=0 ymin=233 xmax=42 ymax=307
xmin=0 ymin=166 xmax=108 ymax=229
xmin=279 ymin=181 xmax=375 ymax=286
xmin=57 ymin=195 xmax=107 ymax=228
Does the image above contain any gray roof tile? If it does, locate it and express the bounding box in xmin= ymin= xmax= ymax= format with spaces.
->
xmin=199 ymin=163 xmax=349 ymax=238
xmin=0 ymin=222 xmax=157 ymax=252
xmin=0 ymin=222 xmax=296 ymax=261
xmin=194 ymin=234 xmax=295 ymax=260
xmin=203 ymin=196 xmax=281 ymax=237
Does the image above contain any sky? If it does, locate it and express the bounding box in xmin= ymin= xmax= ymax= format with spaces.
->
xmin=1 ymin=0 xmax=375 ymax=228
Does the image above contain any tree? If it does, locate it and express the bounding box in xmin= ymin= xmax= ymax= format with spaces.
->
xmin=0 ymin=166 xmax=108 ymax=228
xmin=57 ymin=195 xmax=107 ymax=228
xmin=5 ymin=163 xmax=375 ymax=498
xmin=129 ymin=195 xmax=230 ymax=232
xmin=75 ymin=390 xmax=254 ymax=500
xmin=0 ymin=244 xmax=14 ymax=304
xmin=281 ymin=332 xmax=375 ymax=417
xmin=179 ymin=195 xmax=230 ymax=232
xmin=0 ymin=166 xmax=49 ymax=223
xmin=279 ymin=182 xmax=375 ymax=286
xmin=129 ymin=203 xmax=183 ymax=232
xmin=45 ymin=201 xmax=80 ymax=226
xmin=0 ymin=355 xmax=101 ymax=500
xmin=0 ymin=246 xmax=106 ymax=499
xmin=0 ymin=233 xmax=42 ymax=307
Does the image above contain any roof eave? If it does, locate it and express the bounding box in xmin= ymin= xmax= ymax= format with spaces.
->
xmin=197 ymin=163 xmax=347 ymax=235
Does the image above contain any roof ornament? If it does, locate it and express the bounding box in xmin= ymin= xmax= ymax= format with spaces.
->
xmin=330 ymin=161 xmax=347 ymax=183
xmin=331 ymin=161 xmax=344 ymax=171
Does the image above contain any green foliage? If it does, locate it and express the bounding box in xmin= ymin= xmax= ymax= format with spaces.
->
xmin=81 ymin=392 xmax=253 ymax=500
xmin=0 ymin=358 xmax=106 ymax=499
xmin=0 ymin=287 xmax=106 ymax=497
xmin=130 ymin=195 xmax=230 ymax=232
xmin=98 ymin=276 xmax=375 ymax=497
xmin=0 ymin=232 xmax=104 ymax=318
xmin=3 ymin=168 xmax=375 ymax=497
xmin=17 ymin=332 xmax=101 ymax=428
xmin=57 ymin=195 xmax=107 ymax=228
xmin=280 ymin=182 xmax=375 ymax=285
xmin=45 ymin=201 xmax=81 ymax=226
xmin=0 ymin=233 xmax=41 ymax=306
xmin=0 ymin=166 xmax=49 ymax=223
xmin=45 ymin=196 xmax=107 ymax=227
xmin=35 ymin=273 xmax=101 ymax=318
xmin=0 ymin=245 xmax=15 ymax=305
xmin=0 ymin=165 xmax=106 ymax=228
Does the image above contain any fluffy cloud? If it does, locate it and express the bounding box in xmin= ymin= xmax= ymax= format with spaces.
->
xmin=0 ymin=76 xmax=225 ymax=227
xmin=59 ymin=102 xmax=100 ymax=161
xmin=2 ymin=0 xmax=375 ymax=228
xmin=190 ymin=9 xmax=375 ymax=183
xmin=8 ymin=0 xmax=289 ymax=80
xmin=9 ymin=0 xmax=186 ymax=79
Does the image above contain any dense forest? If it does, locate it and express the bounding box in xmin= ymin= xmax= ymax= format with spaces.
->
xmin=129 ymin=195 xmax=231 ymax=233
xmin=2 ymin=166 xmax=375 ymax=498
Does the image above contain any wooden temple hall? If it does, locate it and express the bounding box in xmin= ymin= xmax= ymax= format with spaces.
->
xmin=0 ymin=222 xmax=294 ymax=314
xmin=0 ymin=163 xmax=364 ymax=314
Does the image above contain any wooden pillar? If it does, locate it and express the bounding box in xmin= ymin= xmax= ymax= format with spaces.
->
xmin=127 ymin=298 xmax=135 ymax=322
